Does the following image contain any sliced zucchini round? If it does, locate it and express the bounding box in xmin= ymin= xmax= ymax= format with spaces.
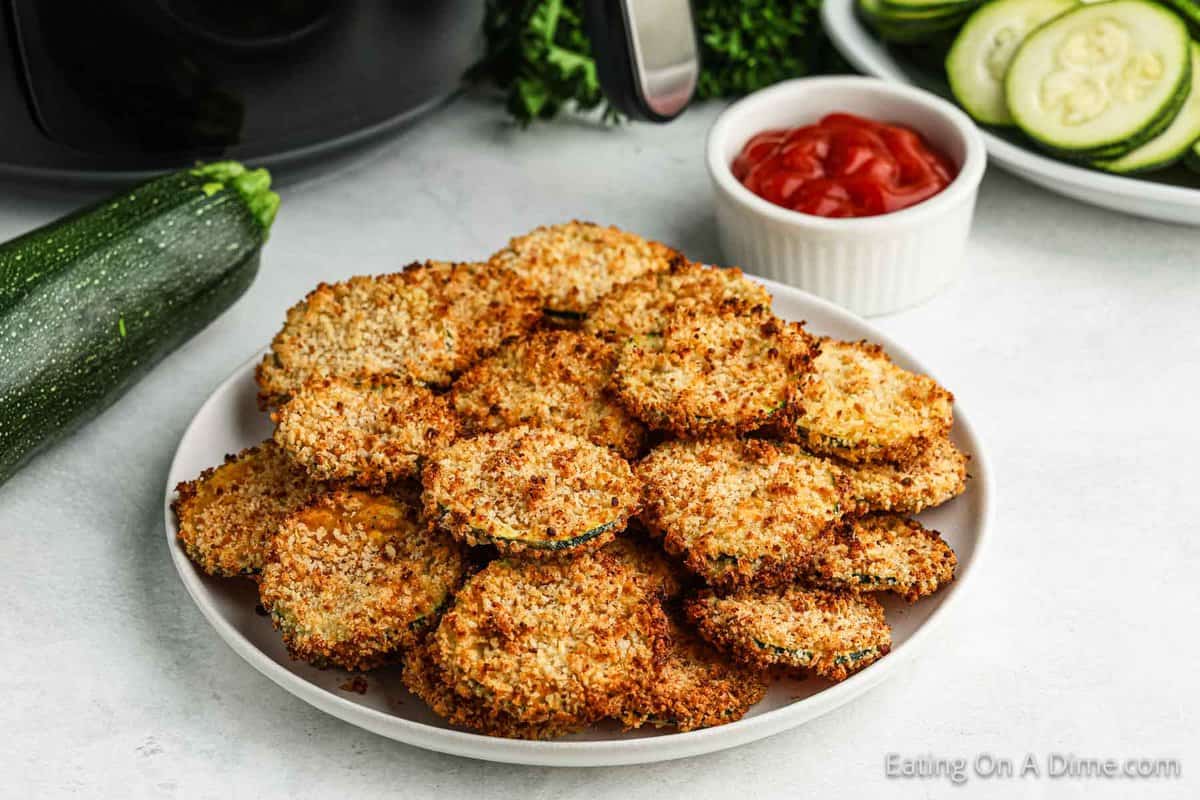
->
xmin=861 ymin=0 xmax=970 ymax=26
xmin=946 ymin=0 xmax=1079 ymax=125
xmin=637 ymin=438 xmax=850 ymax=592
xmin=487 ymin=221 xmax=681 ymax=320
xmin=1096 ymin=42 xmax=1200 ymax=173
xmin=861 ymin=0 xmax=974 ymax=42
xmin=1162 ymin=0 xmax=1200 ymax=34
xmin=613 ymin=304 xmax=815 ymax=438
xmin=1186 ymin=138 xmax=1200 ymax=172
xmin=776 ymin=337 xmax=955 ymax=467
xmin=450 ymin=329 xmax=647 ymax=459
xmin=808 ymin=514 xmax=958 ymax=602
xmin=876 ymin=19 xmax=968 ymax=45
xmin=173 ymin=440 xmax=323 ymax=577
xmin=1005 ymin=0 xmax=1191 ymax=158
xmin=441 ymin=509 xmax=624 ymax=552
xmin=684 ymin=586 xmax=893 ymax=683
xmin=420 ymin=426 xmax=641 ymax=557
xmin=619 ymin=617 xmax=768 ymax=733
xmin=880 ymin=0 xmax=975 ymax=12
xmin=430 ymin=553 xmax=670 ymax=730
xmin=844 ymin=434 xmax=969 ymax=515
xmin=259 ymin=490 xmax=467 ymax=671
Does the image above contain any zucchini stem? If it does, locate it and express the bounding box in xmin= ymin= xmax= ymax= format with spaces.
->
xmin=191 ymin=161 xmax=281 ymax=235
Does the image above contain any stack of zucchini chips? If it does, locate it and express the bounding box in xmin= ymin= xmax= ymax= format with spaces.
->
xmin=864 ymin=0 xmax=1200 ymax=175
xmin=173 ymin=222 xmax=969 ymax=739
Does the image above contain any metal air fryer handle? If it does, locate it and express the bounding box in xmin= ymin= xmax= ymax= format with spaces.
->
xmin=583 ymin=0 xmax=699 ymax=122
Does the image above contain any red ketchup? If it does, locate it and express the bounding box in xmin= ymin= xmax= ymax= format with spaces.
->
xmin=731 ymin=113 xmax=957 ymax=218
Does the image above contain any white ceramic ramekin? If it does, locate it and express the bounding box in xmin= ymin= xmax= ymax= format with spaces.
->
xmin=706 ymin=76 xmax=987 ymax=316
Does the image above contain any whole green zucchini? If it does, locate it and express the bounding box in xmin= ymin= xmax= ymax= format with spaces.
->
xmin=0 ymin=162 xmax=279 ymax=486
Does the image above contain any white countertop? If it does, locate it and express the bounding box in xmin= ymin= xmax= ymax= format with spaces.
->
xmin=1 ymin=94 xmax=1197 ymax=799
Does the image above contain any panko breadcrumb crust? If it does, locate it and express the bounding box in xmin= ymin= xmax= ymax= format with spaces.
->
xmin=622 ymin=617 xmax=768 ymax=732
xmin=781 ymin=338 xmax=954 ymax=466
xmin=686 ymin=586 xmax=892 ymax=682
xmin=637 ymin=438 xmax=851 ymax=591
xmin=450 ymin=330 xmax=647 ymax=458
xmin=808 ymin=514 xmax=957 ymax=602
xmin=430 ymin=552 xmax=671 ymax=730
xmin=422 ymin=426 xmax=641 ymax=556
xmin=583 ymin=260 xmax=773 ymax=341
xmin=173 ymin=440 xmax=324 ymax=577
xmin=255 ymin=261 xmax=540 ymax=408
xmin=604 ymin=530 xmax=689 ymax=600
xmin=258 ymin=490 xmax=466 ymax=671
xmin=273 ymin=373 xmax=460 ymax=488
xmin=614 ymin=305 xmax=818 ymax=437
xmin=844 ymin=434 xmax=968 ymax=514
xmin=181 ymin=222 xmax=976 ymax=741
xmin=488 ymin=221 xmax=682 ymax=318
xmin=402 ymin=641 xmax=578 ymax=740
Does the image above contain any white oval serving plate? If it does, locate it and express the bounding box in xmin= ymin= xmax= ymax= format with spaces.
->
xmin=821 ymin=0 xmax=1200 ymax=226
xmin=164 ymin=277 xmax=994 ymax=767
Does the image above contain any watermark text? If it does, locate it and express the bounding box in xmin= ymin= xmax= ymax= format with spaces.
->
xmin=885 ymin=752 xmax=1182 ymax=786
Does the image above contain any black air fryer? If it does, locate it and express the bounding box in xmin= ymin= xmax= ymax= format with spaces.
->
xmin=0 ymin=0 xmax=700 ymax=178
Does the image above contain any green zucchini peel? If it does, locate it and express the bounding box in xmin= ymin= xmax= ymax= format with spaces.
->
xmin=754 ymin=639 xmax=881 ymax=667
xmin=437 ymin=504 xmax=622 ymax=551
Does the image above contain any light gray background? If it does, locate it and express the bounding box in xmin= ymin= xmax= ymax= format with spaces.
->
xmin=1 ymin=95 xmax=1197 ymax=799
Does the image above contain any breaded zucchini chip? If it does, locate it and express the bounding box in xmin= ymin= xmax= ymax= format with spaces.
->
xmin=783 ymin=338 xmax=954 ymax=465
xmin=614 ymin=305 xmax=817 ymax=437
xmin=488 ymin=221 xmax=681 ymax=320
xmin=583 ymin=260 xmax=772 ymax=340
xmin=604 ymin=528 xmax=689 ymax=600
xmin=402 ymin=641 xmax=576 ymax=740
xmin=259 ymin=490 xmax=466 ymax=671
xmin=173 ymin=440 xmax=323 ymax=577
xmin=256 ymin=261 xmax=540 ymax=407
xmin=809 ymin=514 xmax=957 ymax=602
xmin=274 ymin=373 xmax=459 ymax=488
xmin=637 ymin=439 xmax=850 ymax=591
xmin=622 ymin=617 xmax=768 ymax=732
xmin=845 ymin=435 xmax=968 ymax=514
xmin=430 ymin=552 xmax=670 ymax=730
xmin=450 ymin=330 xmax=646 ymax=458
xmin=686 ymin=586 xmax=891 ymax=682
xmin=422 ymin=426 xmax=641 ymax=556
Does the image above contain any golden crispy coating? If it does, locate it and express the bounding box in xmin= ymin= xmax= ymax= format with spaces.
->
xmin=686 ymin=586 xmax=891 ymax=682
xmin=255 ymin=261 xmax=540 ymax=408
xmin=431 ymin=552 xmax=670 ymax=730
xmin=173 ymin=441 xmax=323 ymax=577
xmin=782 ymin=338 xmax=954 ymax=465
xmin=637 ymin=438 xmax=850 ymax=591
xmin=450 ymin=330 xmax=647 ymax=458
xmin=808 ymin=514 xmax=956 ymax=602
xmin=583 ymin=260 xmax=773 ymax=341
xmin=230 ymin=222 xmax=975 ymax=736
xmin=422 ymin=426 xmax=641 ymax=556
xmin=488 ymin=221 xmax=681 ymax=318
xmin=614 ymin=305 xmax=817 ymax=437
xmin=622 ymin=617 xmax=768 ymax=732
xmin=402 ymin=641 xmax=578 ymax=740
xmin=604 ymin=529 xmax=689 ymax=600
xmin=844 ymin=435 xmax=968 ymax=514
xmin=273 ymin=374 xmax=460 ymax=488
xmin=259 ymin=490 xmax=467 ymax=671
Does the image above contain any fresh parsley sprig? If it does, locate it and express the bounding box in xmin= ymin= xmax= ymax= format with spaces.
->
xmin=469 ymin=0 xmax=835 ymax=124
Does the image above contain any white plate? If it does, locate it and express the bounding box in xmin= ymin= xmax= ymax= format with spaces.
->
xmin=821 ymin=0 xmax=1200 ymax=226
xmin=163 ymin=278 xmax=994 ymax=767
